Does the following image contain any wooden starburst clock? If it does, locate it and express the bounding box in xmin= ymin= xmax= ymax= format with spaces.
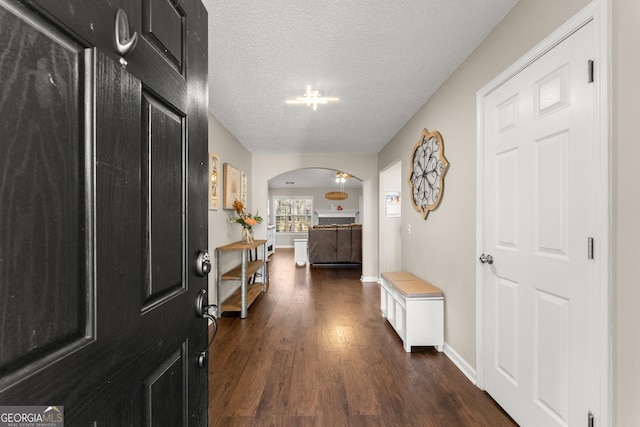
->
xmin=408 ymin=128 xmax=449 ymax=219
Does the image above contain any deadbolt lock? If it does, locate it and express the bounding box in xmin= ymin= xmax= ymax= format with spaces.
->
xmin=196 ymin=250 xmax=211 ymax=276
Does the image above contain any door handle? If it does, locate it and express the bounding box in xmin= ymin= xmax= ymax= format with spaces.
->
xmin=195 ymin=289 xmax=217 ymax=368
xmin=479 ymin=253 xmax=494 ymax=265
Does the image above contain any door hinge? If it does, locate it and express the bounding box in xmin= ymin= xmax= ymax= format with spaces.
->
xmin=588 ymin=411 xmax=594 ymax=427
xmin=588 ymin=60 xmax=594 ymax=83
xmin=588 ymin=237 xmax=594 ymax=260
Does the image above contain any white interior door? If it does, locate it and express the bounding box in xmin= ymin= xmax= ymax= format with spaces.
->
xmin=479 ymin=21 xmax=598 ymax=427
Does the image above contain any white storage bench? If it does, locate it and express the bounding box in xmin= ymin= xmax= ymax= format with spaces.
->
xmin=380 ymin=272 xmax=444 ymax=352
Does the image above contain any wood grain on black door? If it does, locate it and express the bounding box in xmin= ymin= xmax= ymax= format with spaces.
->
xmin=0 ymin=0 xmax=208 ymax=425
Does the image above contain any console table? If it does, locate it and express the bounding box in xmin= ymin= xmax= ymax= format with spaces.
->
xmin=215 ymin=239 xmax=268 ymax=318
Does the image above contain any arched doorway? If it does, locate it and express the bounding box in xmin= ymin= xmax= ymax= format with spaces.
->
xmin=267 ymin=168 xmax=363 ymax=254
xmin=251 ymin=152 xmax=380 ymax=282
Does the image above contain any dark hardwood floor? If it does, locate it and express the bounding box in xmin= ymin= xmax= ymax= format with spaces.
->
xmin=208 ymin=249 xmax=517 ymax=427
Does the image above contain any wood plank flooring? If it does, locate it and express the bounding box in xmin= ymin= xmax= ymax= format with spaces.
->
xmin=208 ymin=249 xmax=517 ymax=426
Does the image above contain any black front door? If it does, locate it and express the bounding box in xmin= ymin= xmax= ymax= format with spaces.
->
xmin=0 ymin=0 xmax=209 ymax=424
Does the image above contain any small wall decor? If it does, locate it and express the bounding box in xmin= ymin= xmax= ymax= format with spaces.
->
xmin=385 ymin=191 xmax=401 ymax=217
xmin=408 ymin=128 xmax=449 ymax=219
xmin=223 ymin=163 xmax=242 ymax=210
xmin=241 ymin=172 xmax=248 ymax=206
xmin=209 ymin=153 xmax=219 ymax=210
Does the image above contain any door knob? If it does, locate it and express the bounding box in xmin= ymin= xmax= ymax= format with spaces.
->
xmin=479 ymin=253 xmax=494 ymax=265
xmin=195 ymin=250 xmax=211 ymax=276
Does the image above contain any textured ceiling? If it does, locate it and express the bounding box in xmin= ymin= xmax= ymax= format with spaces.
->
xmin=204 ymin=0 xmax=518 ymax=154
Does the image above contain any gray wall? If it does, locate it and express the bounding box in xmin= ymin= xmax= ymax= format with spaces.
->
xmin=207 ymin=112 xmax=254 ymax=304
xmin=612 ymin=0 xmax=640 ymax=424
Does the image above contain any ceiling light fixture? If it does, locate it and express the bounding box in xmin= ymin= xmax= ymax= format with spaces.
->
xmin=334 ymin=171 xmax=351 ymax=183
xmin=325 ymin=191 xmax=348 ymax=200
xmin=326 ymin=171 xmax=350 ymax=200
xmin=286 ymin=85 xmax=339 ymax=111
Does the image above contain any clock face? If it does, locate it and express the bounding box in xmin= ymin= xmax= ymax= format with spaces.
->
xmin=408 ymin=129 xmax=449 ymax=219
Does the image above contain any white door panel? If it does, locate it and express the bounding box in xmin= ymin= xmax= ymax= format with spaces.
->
xmin=481 ymin=21 xmax=595 ymax=427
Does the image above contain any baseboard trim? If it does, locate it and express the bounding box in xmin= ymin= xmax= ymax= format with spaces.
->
xmin=361 ymin=275 xmax=378 ymax=283
xmin=444 ymin=342 xmax=477 ymax=385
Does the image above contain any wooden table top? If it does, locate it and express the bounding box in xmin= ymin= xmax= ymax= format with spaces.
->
xmin=216 ymin=240 xmax=267 ymax=251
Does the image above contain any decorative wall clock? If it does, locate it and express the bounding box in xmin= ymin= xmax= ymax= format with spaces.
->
xmin=408 ymin=128 xmax=449 ymax=219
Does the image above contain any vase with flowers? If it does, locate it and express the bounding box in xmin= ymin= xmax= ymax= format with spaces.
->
xmin=229 ymin=199 xmax=263 ymax=244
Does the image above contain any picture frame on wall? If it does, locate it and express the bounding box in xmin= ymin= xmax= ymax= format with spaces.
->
xmin=386 ymin=191 xmax=401 ymax=217
xmin=223 ymin=163 xmax=242 ymax=209
xmin=209 ymin=153 xmax=219 ymax=210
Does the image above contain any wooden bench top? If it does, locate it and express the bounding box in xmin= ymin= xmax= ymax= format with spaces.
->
xmin=381 ymin=271 xmax=420 ymax=282
xmin=381 ymin=272 xmax=443 ymax=298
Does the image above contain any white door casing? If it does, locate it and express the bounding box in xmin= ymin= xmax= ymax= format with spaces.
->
xmin=476 ymin=1 xmax=610 ymax=426
xmin=379 ymin=160 xmax=402 ymax=274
